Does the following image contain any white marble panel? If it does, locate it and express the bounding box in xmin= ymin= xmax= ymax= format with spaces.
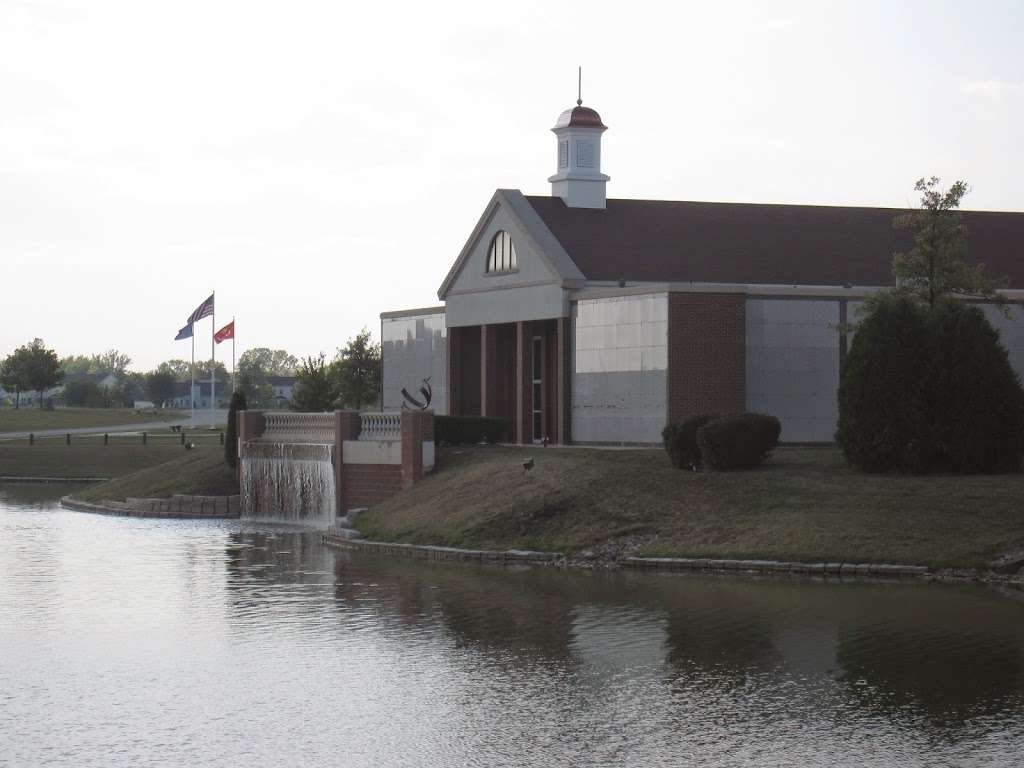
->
xmin=381 ymin=312 xmax=448 ymax=414
xmin=571 ymin=294 xmax=668 ymax=443
xmin=746 ymin=299 xmax=841 ymax=443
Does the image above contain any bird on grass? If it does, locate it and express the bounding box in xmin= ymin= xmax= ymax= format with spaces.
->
xmin=522 ymin=457 xmax=534 ymax=473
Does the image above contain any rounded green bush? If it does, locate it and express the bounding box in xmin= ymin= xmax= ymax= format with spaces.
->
xmin=695 ymin=413 xmax=781 ymax=471
xmin=662 ymin=414 xmax=718 ymax=469
xmin=836 ymin=295 xmax=1024 ymax=473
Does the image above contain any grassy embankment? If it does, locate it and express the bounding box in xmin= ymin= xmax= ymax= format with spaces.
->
xmin=0 ymin=407 xmax=185 ymax=432
xmin=0 ymin=444 xmax=215 ymax=480
xmin=68 ymin=449 xmax=236 ymax=501
xmin=356 ymin=445 xmax=1024 ymax=569
xmin=0 ymin=425 xmax=233 ymax=494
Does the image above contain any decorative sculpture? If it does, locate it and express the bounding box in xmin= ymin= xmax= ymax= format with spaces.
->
xmin=401 ymin=377 xmax=432 ymax=410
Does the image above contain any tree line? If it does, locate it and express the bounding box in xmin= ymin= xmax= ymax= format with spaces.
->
xmin=1 ymin=329 xmax=380 ymax=411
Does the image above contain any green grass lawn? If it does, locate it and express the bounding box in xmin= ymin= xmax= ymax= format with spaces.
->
xmin=0 ymin=407 xmax=186 ymax=433
xmin=356 ymin=445 xmax=1024 ymax=569
xmin=69 ymin=449 xmax=237 ymax=502
xmin=0 ymin=444 xmax=214 ymax=479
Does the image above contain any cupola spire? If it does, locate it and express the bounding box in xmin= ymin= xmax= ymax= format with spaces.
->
xmin=548 ymin=70 xmax=609 ymax=209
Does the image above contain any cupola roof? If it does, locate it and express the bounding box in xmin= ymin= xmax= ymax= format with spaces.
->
xmin=553 ymin=104 xmax=606 ymax=130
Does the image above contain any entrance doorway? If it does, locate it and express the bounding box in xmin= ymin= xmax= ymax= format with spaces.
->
xmin=532 ymin=335 xmax=544 ymax=442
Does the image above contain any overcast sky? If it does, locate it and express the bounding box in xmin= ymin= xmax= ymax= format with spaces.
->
xmin=3 ymin=0 xmax=1022 ymax=370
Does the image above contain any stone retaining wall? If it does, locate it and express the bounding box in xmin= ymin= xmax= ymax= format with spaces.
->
xmin=62 ymin=494 xmax=241 ymax=519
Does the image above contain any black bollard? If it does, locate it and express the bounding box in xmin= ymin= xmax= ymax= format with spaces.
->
xmin=181 ymin=431 xmax=185 ymax=446
xmin=142 ymin=431 xmax=147 ymax=445
xmin=104 ymin=433 xmax=109 ymax=446
xmin=219 ymin=431 xmax=224 ymax=446
xmin=29 ymin=433 xmax=34 ymax=446
xmin=66 ymin=433 xmax=71 ymax=446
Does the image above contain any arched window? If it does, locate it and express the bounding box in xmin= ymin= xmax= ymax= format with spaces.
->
xmin=486 ymin=230 xmax=518 ymax=273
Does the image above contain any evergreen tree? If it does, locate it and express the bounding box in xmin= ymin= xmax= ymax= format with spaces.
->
xmin=225 ymin=390 xmax=248 ymax=469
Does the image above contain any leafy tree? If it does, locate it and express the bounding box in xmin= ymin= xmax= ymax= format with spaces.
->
xmin=193 ymin=359 xmax=231 ymax=384
xmin=1 ymin=349 xmax=31 ymax=409
xmin=893 ymin=177 xmax=1006 ymax=308
xmin=290 ymin=354 xmax=340 ymax=412
xmin=18 ymin=339 xmax=63 ymax=408
xmin=65 ymin=381 xmax=107 ymax=407
xmin=162 ymin=359 xmax=193 ymax=380
xmin=237 ymin=347 xmax=297 ymax=407
xmin=225 ymin=390 xmax=248 ymax=470
xmin=60 ymin=355 xmax=94 ymax=377
xmin=145 ymin=368 xmax=179 ymax=408
xmin=60 ymin=350 xmax=133 ymax=378
xmin=94 ymin=349 xmax=132 ymax=376
xmin=333 ymin=329 xmax=381 ymax=410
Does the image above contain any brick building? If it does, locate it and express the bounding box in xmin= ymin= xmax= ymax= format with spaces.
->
xmin=381 ymin=100 xmax=1024 ymax=444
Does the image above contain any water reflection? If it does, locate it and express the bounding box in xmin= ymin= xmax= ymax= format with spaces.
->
xmin=3 ymin=489 xmax=1024 ymax=767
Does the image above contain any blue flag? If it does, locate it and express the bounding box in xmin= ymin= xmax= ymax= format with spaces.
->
xmin=175 ymin=323 xmax=194 ymax=341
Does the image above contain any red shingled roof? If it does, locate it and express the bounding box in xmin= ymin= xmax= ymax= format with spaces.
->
xmin=524 ymin=196 xmax=1024 ymax=288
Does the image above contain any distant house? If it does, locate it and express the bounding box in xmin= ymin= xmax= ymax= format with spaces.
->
xmin=69 ymin=372 xmax=120 ymax=390
xmin=266 ymin=376 xmax=297 ymax=407
xmin=167 ymin=381 xmax=230 ymax=410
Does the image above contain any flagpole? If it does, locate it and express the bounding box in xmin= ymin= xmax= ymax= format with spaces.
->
xmin=231 ymin=316 xmax=236 ymax=395
xmin=190 ymin=331 xmax=195 ymax=422
xmin=210 ymin=290 xmax=215 ymax=427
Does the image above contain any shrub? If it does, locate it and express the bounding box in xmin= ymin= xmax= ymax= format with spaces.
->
xmin=662 ymin=414 xmax=717 ymax=469
xmin=837 ymin=295 xmax=1024 ymax=473
xmin=696 ymin=413 xmax=781 ymax=470
xmin=434 ymin=415 xmax=510 ymax=445
xmin=225 ymin=390 xmax=247 ymax=469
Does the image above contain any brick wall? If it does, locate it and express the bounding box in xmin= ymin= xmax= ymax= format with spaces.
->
xmin=343 ymin=464 xmax=403 ymax=508
xmin=667 ymin=293 xmax=746 ymax=423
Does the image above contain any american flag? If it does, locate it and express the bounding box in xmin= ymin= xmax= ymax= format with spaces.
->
xmin=186 ymin=293 xmax=214 ymax=324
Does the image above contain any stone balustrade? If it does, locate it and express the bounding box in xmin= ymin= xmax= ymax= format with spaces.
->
xmin=358 ymin=412 xmax=402 ymax=441
xmin=259 ymin=411 xmax=336 ymax=444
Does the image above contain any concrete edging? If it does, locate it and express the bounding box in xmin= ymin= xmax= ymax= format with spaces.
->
xmin=322 ymin=527 xmax=932 ymax=578
xmin=322 ymin=529 xmax=563 ymax=564
xmin=622 ymin=556 xmax=929 ymax=578
xmin=60 ymin=494 xmax=241 ymax=519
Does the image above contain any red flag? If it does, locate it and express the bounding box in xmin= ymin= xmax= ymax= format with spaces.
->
xmin=214 ymin=320 xmax=234 ymax=344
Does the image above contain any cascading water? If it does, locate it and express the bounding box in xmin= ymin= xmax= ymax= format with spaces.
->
xmin=240 ymin=442 xmax=336 ymax=526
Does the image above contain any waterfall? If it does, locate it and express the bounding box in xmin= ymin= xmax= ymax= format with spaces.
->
xmin=240 ymin=442 xmax=336 ymax=526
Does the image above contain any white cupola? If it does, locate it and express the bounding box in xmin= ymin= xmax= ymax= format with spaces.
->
xmin=548 ymin=98 xmax=609 ymax=209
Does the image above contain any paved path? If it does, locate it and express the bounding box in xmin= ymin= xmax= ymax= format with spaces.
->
xmin=0 ymin=409 xmax=229 ymax=440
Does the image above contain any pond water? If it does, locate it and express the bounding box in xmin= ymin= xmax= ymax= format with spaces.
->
xmin=2 ymin=485 xmax=1023 ymax=767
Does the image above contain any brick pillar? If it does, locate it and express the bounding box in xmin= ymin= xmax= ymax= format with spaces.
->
xmin=334 ymin=411 xmax=361 ymax=516
xmin=236 ymin=409 xmax=266 ymax=477
xmin=401 ymin=410 xmax=432 ymax=490
xmin=667 ymin=293 xmax=746 ymax=423
xmin=556 ymin=317 xmax=569 ymax=445
xmin=480 ymin=324 xmax=488 ymax=417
